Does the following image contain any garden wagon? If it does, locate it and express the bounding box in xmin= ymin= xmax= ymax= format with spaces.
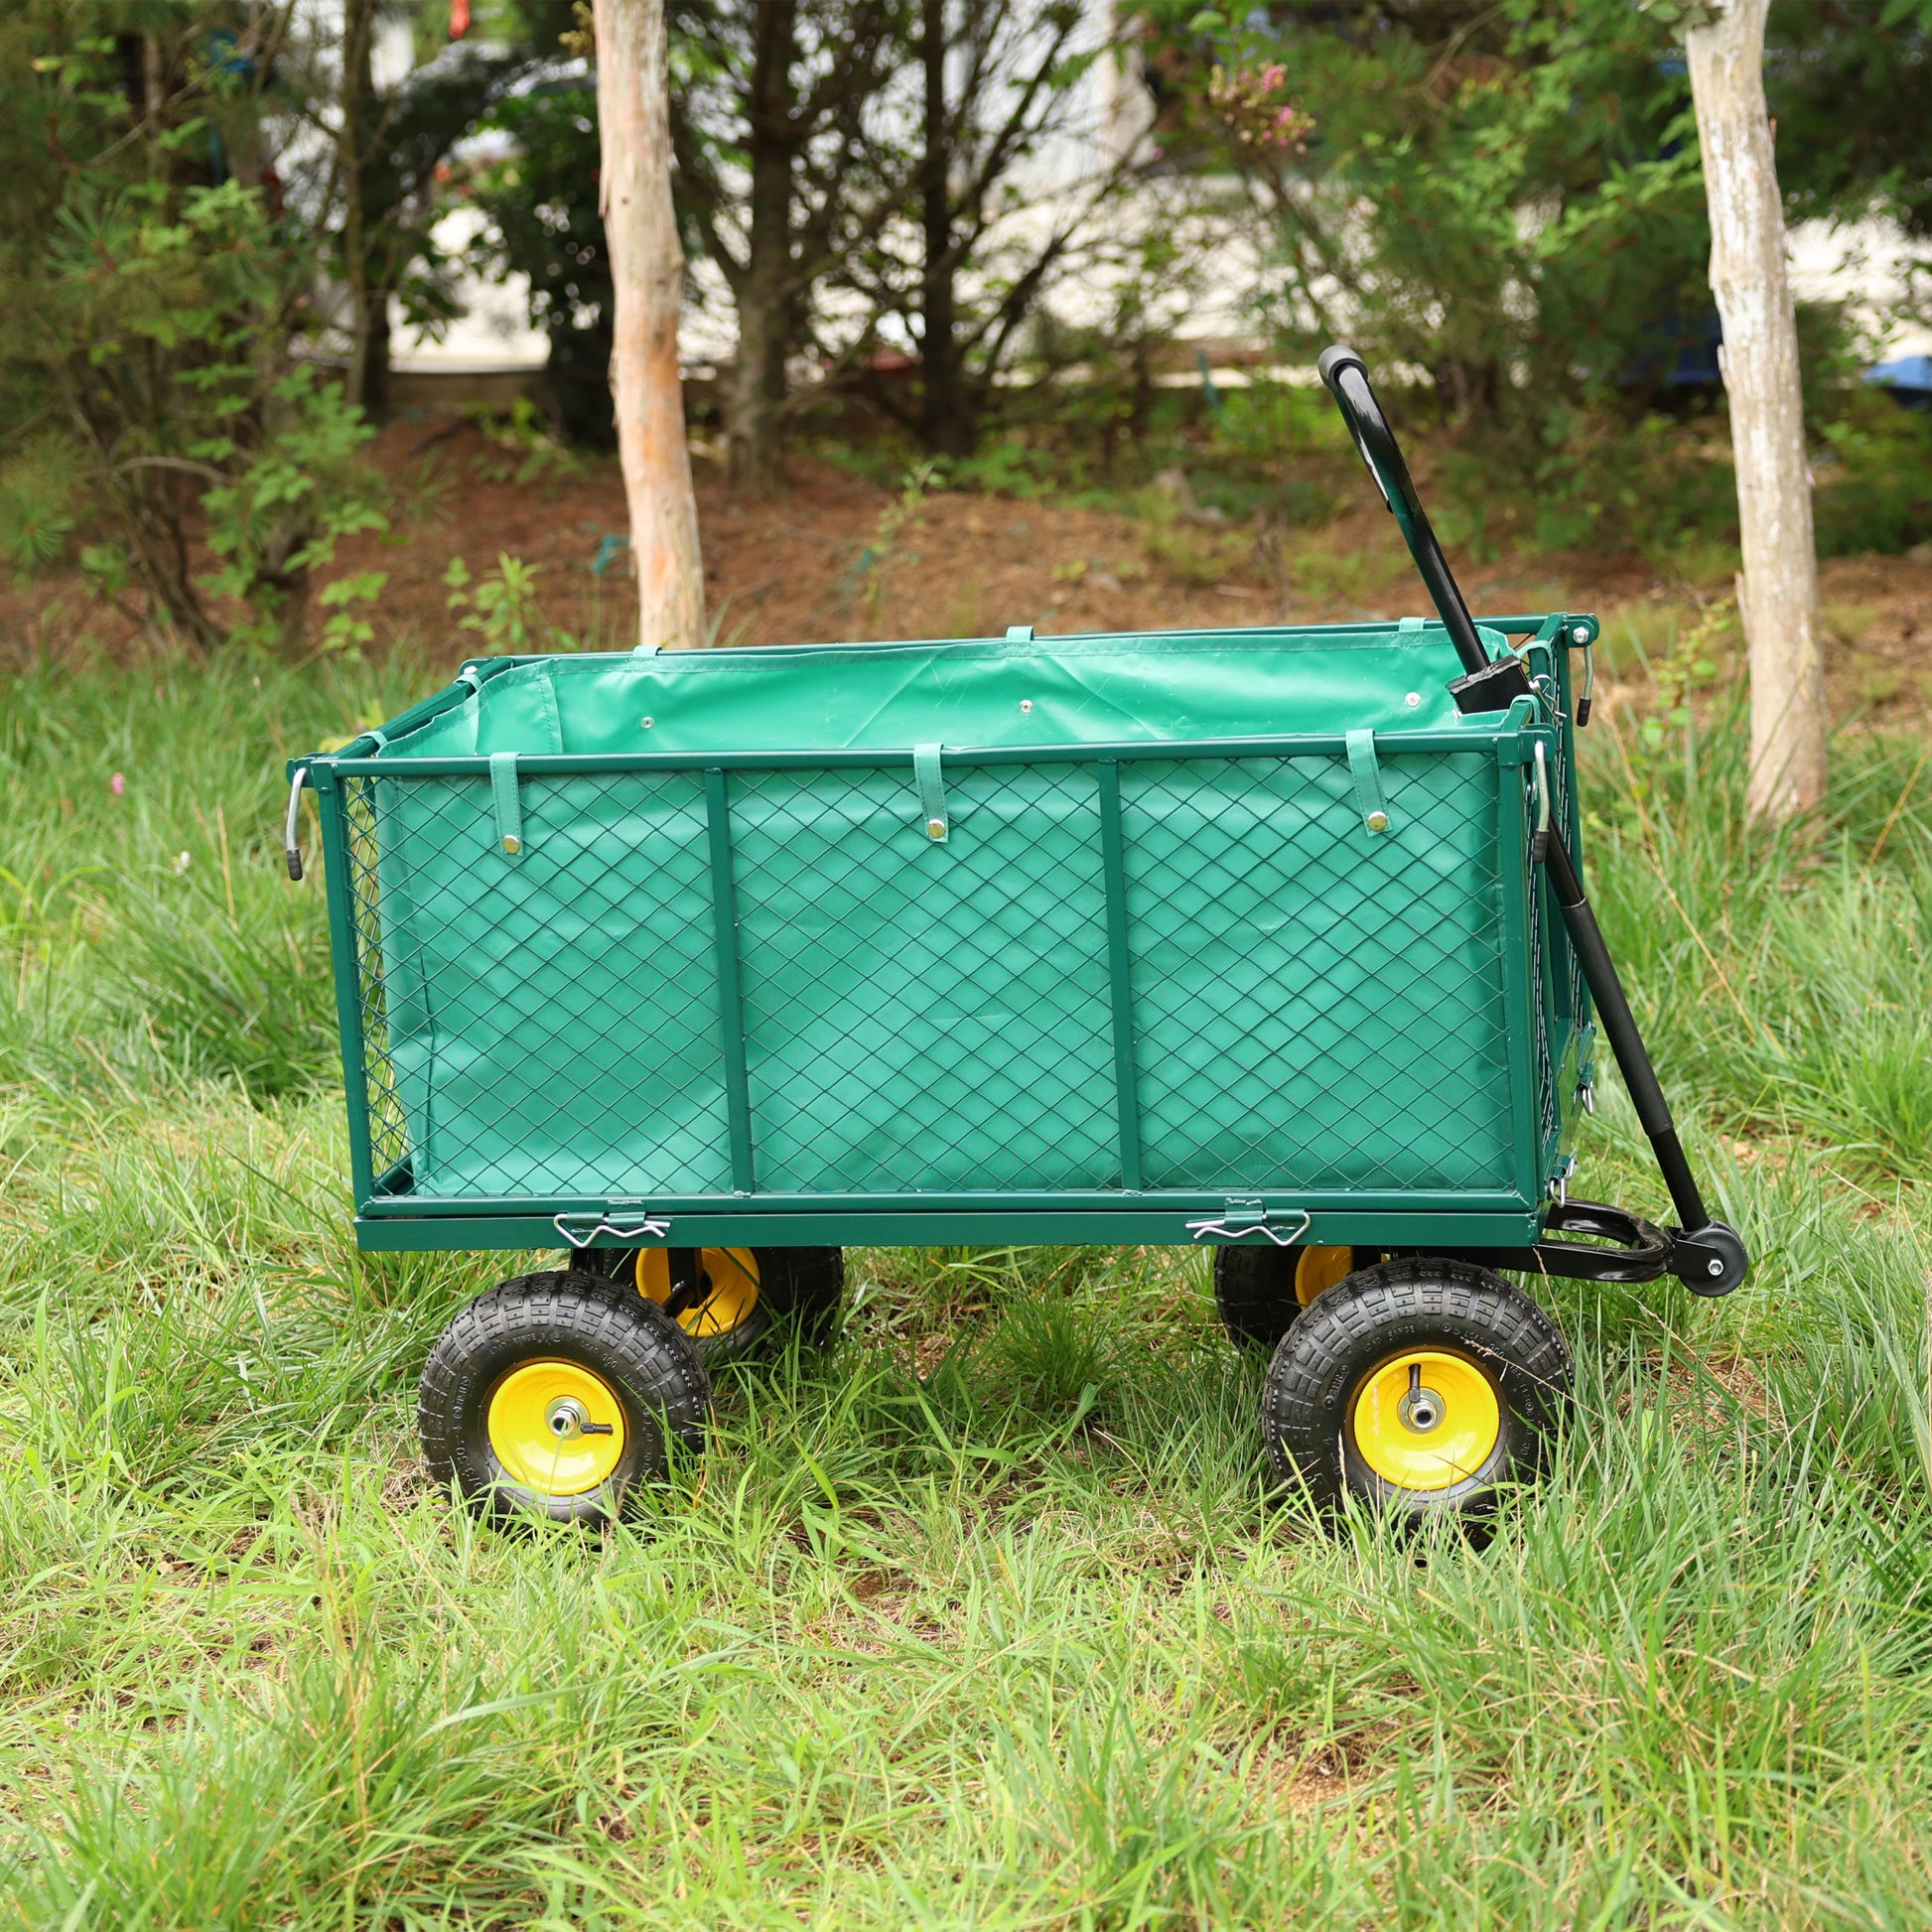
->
xmin=286 ymin=347 xmax=1746 ymax=1526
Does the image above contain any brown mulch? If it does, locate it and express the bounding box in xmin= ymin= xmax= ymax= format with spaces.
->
xmin=6 ymin=414 xmax=1931 ymax=733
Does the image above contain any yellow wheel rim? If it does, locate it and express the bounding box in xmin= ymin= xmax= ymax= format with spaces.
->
xmin=1350 ymin=1348 xmax=1501 ymax=1492
xmin=1294 ymin=1245 xmax=1355 ymax=1307
xmin=485 ymin=1360 xmax=626 ymax=1496
xmin=635 ymin=1247 xmax=760 ymax=1339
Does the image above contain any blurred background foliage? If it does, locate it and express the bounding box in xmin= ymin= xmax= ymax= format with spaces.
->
xmin=2 ymin=0 xmax=1932 ymax=643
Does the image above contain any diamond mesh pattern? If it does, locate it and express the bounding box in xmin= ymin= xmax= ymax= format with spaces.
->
xmin=348 ymin=770 xmax=731 ymax=1198
xmin=1120 ymin=753 xmax=1515 ymax=1190
xmin=729 ymin=762 xmax=1117 ymax=1190
xmin=338 ymin=743 xmax=1544 ymax=1206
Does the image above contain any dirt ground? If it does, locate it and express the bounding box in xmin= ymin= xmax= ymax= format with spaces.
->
xmin=9 ymin=413 xmax=1932 ymax=731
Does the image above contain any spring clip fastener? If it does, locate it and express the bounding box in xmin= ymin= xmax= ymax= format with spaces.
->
xmin=1184 ymin=1203 xmax=1312 ymax=1247
xmin=554 ymin=1210 xmax=671 ymax=1249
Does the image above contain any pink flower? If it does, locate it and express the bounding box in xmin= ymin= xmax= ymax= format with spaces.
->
xmin=110 ymin=772 xmax=125 ymax=796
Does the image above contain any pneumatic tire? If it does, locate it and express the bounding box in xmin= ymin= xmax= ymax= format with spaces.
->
xmin=1213 ymin=1243 xmax=1373 ymax=1350
xmin=1261 ymin=1258 xmax=1571 ymax=1523
xmin=418 ymin=1271 xmax=710 ymax=1525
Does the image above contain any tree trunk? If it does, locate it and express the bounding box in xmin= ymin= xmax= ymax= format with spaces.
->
xmin=1686 ymin=0 xmax=1825 ymax=823
xmin=596 ymin=0 xmax=707 ymax=649
xmin=728 ymin=0 xmax=798 ymax=493
xmin=339 ymin=0 xmax=385 ymax=421
xmin=918 ymin=0 xmax=971 ymax=458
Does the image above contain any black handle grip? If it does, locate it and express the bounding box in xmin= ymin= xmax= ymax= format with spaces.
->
xmin=1317 ymin=345 xmax=1512 ymax=698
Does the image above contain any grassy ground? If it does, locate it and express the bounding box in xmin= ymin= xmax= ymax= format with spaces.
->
xmin=0 ymin=644 xmax=1928 ymax=1928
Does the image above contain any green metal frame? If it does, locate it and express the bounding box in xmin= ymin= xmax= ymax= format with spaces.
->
xmin=298 ymin=613 xmax=1599 ymax=1259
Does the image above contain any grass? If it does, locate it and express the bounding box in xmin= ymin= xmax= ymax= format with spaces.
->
xmin=0 ymin=642 xmax=1928 ymax=1927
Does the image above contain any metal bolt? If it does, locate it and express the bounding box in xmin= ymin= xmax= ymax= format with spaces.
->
xmin=926 ymin=818 xmax=947 ymax=840
xmin=1366 ymin=810 xmax=1389 ymax=833
xmin=1405 ymin=692 xmax=1421 ymax=708
xmin=1020 ymin=698 xmax=1034 ymax=713
xmin=1399 ymin=1385 xmax=1444 ymax=1433
xmin=547 ymin=1396 xmax=590 ymax=1440
xmin=1708 ymin=1258 xmax=1724 ymax=1278
xmin=1572 ymin=625 xmax=1589 ymax=644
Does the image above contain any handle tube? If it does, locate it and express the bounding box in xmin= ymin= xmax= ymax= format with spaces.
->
xmin=1539 ymin=823 xmax=1706 ymax=1229
xmin=1539 ymin=824 xmax=1746 ymax=1292
xmin=1316 ymin=345 xmax=1532 ymax=712
xmin=1317 ymin=347 xmax=1486 ymax=674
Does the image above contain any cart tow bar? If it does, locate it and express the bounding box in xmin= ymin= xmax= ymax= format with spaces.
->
xmin=1535 ymin=817 xmax=1747 ymax=1296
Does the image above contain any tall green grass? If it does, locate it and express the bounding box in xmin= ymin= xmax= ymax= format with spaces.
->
xmin=0 ymin=650 xmax=1926 ymax=1927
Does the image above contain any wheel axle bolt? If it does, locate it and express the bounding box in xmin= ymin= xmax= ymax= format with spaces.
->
xmin=1399 ymin=1386 xmax=1445 ymax=1433
xmin=547 ymin=1396 xmax=591 ymax=1440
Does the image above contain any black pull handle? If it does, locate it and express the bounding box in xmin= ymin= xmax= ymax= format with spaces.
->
xmin=1316 ymin=345 xmax=1532 ymax=714
xmin=1538 ymin=821 xmax=1748 ymax=1295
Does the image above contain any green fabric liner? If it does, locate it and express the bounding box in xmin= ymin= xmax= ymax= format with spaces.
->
xmin=354 ymin=624 xmax=1555 ymax=1205
xmin=380 ymin=624 xmax=1512 ymax=761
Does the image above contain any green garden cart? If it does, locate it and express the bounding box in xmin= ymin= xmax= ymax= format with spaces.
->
xmin=287 ymin=347 xmax=1745 ymax=1527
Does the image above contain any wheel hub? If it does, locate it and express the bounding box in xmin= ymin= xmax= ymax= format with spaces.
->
xmin=1351 ymin=1347 xmax=1501 ymax=1492
xmin=635 ymin=1246 xmax=760 ymax=1338
xmin=486 ymin=1360 xmax=626 ymax=1495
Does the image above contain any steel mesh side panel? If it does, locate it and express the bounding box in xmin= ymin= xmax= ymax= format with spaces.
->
xmin=341 ymin=745 xmax=1526 ymax=1206
xmin=1525 ymin=779 xmax=1559 ymax=1163
xmin=354 ymin=769 xmax=731 ymax=1198
xmin=345 ymin=776 xmax=407 ymax=1182
xmin=1121 ymin=752 xmax=1516 ymax=1191
xmin=729 ymin=762 xmax=1119 ymax=1191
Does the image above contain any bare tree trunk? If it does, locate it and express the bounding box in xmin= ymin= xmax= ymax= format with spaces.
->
xmin=728 ymin=0 xmax=798 ymax=493
xmin=597 ymin=0 xmax=707 ymax=648
xmin=340 ymin=0 xmax=382 ymax=419
xmin=1686 ymin=0 xmax=1825 ymax=823
xmin=918 ymin=0 xmax=971 ymax=458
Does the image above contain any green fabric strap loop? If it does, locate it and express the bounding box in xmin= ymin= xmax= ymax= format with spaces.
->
xmin=913 ymin=742 xmax=948 ymax=844
xmin=1345 ymin=729 xmax=1391 ymax=837
xmin=489 ymin=751 xmax=524 ymax=858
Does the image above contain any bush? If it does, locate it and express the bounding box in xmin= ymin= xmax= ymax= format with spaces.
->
xmin=1813 ymin=393 xmax=1932 ymax=557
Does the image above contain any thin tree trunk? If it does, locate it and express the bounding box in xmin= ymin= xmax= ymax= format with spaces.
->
xmin=918 ymin=0 xmax=970 ymax=458
xmin=340 ymin=0 xmax=380 ymax=418
xmin=729 ymin=0 xmax=798 ymax=492
xmin=597 ymin=0 xmax=707 ymax=648
xmin=1686 ymin=0 xmax=1825 ymax=823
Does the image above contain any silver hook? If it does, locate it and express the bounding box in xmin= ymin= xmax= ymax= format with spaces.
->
xmin=284 ymin=768 xmax=310 ymax=882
